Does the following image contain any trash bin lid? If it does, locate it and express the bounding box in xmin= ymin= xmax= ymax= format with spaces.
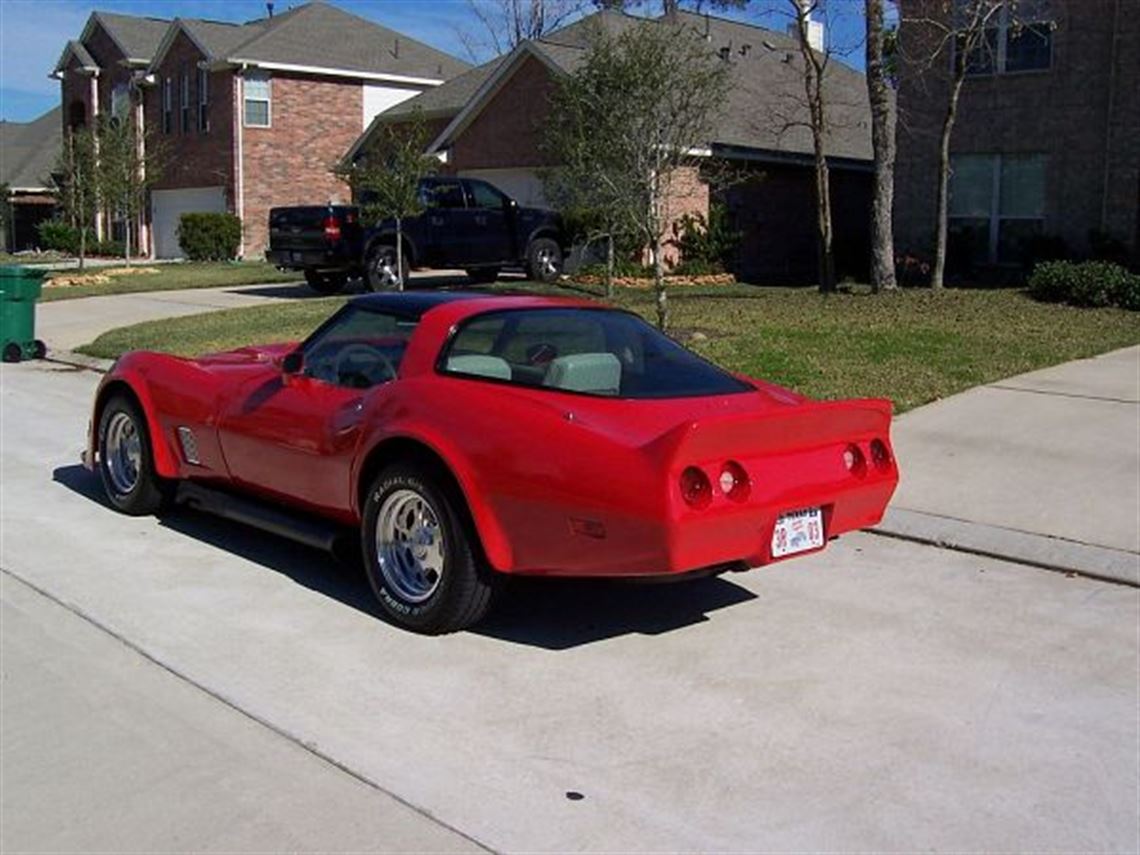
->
xmin=0 ymin=265 xmax=48 ymax=281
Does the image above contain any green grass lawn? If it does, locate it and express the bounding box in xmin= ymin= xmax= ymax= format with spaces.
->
xmin=39 ymin=261 xmax=301 ymax=302
xmin=77 ymin=282 xmax=1140 ymax=412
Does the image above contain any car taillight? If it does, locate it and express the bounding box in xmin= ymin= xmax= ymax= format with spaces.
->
xmin=843 ymin=443 xmax=866 ymax=476
xmin=718 ymin=460 xmax=750 ymax=501
xmin=870 ymin=439 xmax=891 ymax=470
xmin=680 ymin=466 xmax=712 ymax=509
xmin=323 ymin=216 xmax=342 ymax=241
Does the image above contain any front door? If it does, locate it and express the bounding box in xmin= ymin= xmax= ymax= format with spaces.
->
xmin=463 ymin=179 xmax=512 ymax=265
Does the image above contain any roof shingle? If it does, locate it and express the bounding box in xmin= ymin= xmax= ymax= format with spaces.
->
xmin=0 ymin=107 xmax=62 ymax=191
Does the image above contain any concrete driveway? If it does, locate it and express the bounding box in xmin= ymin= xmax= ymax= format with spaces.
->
xmin=1 ymin=350 xmax=1137 ymax=851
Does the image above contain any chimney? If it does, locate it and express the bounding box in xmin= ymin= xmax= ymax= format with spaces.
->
xmin=266 ymin=1 xmax=274 ymax=17
xmin=787 ymin=2 xmax=825 ymax=53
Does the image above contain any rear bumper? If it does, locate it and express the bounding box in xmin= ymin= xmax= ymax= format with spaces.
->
xmin=265 ymin=248 xmax=353 ymax=270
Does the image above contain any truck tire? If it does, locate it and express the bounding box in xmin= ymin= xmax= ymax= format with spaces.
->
xmin=526 ymin=237 xmax=562 ymax=282
xmin=304 ymin=270 xmax=348 ymax=295
xmin=365 ymin=243 xmax=408 ymax=291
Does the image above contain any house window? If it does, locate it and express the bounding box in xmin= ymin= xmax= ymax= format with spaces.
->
xmin=949 ymin=153 xmax=1046 ymax=265
xmin=198 ymin=68 xmax=209 ymax=133
xmin=111 ymin=83 xmax=130 ymax=122
xmin=956 ymin=0 xmax=1053 ymax=75
xmin=180 ymin=70 xmax=190 ymax=132
xmin=243 ymin=71 xmax=271 ymax=127
xmin=162 ymin=77 xmax=173 ymax=134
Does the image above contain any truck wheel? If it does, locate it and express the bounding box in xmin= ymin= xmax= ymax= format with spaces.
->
xmin=465 ymin=267 xmax=500 ymax=284
xmin=304 ymin=270 xmax=348 ymax=295
xmin=365 ymin=244 xmax=408 ymax=291
xmin=526 ymin=238 xmax=562 ymax=282
xmin=97 ymin=394 xmax=171 ymax=516
xmin=362 ymin=463 xmax=497 ymax=634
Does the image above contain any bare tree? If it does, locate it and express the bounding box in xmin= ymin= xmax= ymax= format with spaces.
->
xmin=865 ymin=0 xmax=898 ymax=291
xmin=54 ymin=127 xmax=99 ymax=270
xmin=97 ymin=115 xmax=165 ymax=266
xmin=460 ymin=0 xmax=584 ymax=59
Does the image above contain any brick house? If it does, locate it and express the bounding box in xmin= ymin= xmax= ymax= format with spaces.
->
xmin=1 ymin=107 xmax=61 ymax=252
xmin=894 ymin=0 xmax=1140 ymax=273
xmin=348 ymin=10 xmax=876 ymax=283
xmin=53 ymin=4 xmax=469 ymax=258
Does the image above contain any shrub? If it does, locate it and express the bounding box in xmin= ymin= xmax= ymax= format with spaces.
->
xmin=576 ymin=259 xmax=655 ymax=279
xmin=1028 ymin=260 xmax=1139 ymax=310
xmin=669 ymin=203 xmax=740 ymax=271
xmin=36 ymin=220 xmax=83 ymax=254
xmin=178 ymin=212 xmax=242 ymax=261
xmin=670 ymin=258 xmax=724 ymax=276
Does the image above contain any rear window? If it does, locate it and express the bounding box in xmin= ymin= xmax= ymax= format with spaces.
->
xmin=440 ymin=308 xmax=751 ymax=399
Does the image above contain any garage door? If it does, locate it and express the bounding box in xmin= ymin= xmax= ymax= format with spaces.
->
xmin=458 ymin=169 xmax=548 ymax=208
xmin=151 ymin=187 xmax=227 ymax=259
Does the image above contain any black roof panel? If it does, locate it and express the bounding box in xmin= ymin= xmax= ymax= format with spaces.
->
xmin=350 ymin=290 xmax=489 ymax=318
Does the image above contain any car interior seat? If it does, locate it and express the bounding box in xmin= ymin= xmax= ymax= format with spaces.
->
xmin=542 ymin=353 xmax=622 ymax=395
xmin=446 ymin=354 xmax=513 ymax=381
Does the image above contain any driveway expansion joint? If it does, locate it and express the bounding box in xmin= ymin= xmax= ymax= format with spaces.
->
xmin=872 ymin=507 xmax=1139 ymax=587
xmin=987 ymin=384 xmax=1140 ymax=405
xmin=0 ymin=566 xmax=500 ymax=855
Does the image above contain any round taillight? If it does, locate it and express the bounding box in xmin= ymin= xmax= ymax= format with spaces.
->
xmin=870 ymin=439 xmax=891 ymax=469
xmin=843 ymin=443 xmax=866 ymax=476
xmin=718 ymin=460 xmax=750 ymax=501
xmin=680 ymin=466 xmax=712 ymax=509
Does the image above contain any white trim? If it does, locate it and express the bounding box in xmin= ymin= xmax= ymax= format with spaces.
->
xmin=235 ymin=75 xmax=245 ymax=258
xmin=227 ymin=59 xmax=445 ymax=87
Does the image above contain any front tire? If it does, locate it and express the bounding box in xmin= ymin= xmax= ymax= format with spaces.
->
xmin=362 ymin=464 xmax=496 ymax=634
xmin=466 ymin=267 xmax=500 ymax=285
xmin=304 ymin=269 xmax=348 ymax=295
xmin=365 ymin=243 xmax=408 ymax=291
xmin=97 ymin=394 xmax=170 ymax=516
xmin=526 ymin=237 xmax=562 ymax=282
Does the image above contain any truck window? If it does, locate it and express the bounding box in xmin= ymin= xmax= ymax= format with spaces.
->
xmin=467 ymin=180 xmax=506 ymax=210
xmin=423 ymin=181 xmax=466 ymax=209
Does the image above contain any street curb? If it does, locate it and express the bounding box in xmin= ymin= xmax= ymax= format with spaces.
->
xmin=46 ymin=350 xmax=113 ymax=373
xmin=872 ymin=507 xmax=1139 ymax=587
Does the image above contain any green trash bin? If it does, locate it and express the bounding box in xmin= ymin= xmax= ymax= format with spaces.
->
xmin=0 ymin=266 xmax=47 ymax=363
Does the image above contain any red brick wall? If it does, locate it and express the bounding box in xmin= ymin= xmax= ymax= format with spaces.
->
xmin=449 ymin=55 xmax=558 ymax=171
xmin=241 ymin=72 xmax=362 ymax=256
xmin=661 ymin=166 xmax=710 ymax=266
xmin=147 ymin=31 xmax=235 ymax=200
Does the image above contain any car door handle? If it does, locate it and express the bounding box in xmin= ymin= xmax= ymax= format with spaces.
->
xmin=475 ymin=215 xmax=487 ymax=226
xmin=430 ymin=216 xmax=444 ymax=226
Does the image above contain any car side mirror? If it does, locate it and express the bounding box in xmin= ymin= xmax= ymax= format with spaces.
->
xmin=507 ymin=198 xmax=518 ymax=210
xmin=282 ymin=351 xmax=304 ymax=375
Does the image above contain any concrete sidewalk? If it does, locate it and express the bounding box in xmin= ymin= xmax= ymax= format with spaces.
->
xmin=878 ymin=346 xmax=1140 ymax=584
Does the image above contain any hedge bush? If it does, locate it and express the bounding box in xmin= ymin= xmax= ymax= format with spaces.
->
xmin=35 ymin=220 xmax=124 ymax=257
xmin=1028 ymin=260 xmax=1140 ymax=311
xmin=178 ymin=213 xmax=242 ymax=261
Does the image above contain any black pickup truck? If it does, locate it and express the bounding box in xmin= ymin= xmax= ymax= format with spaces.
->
xmin=266 ymin=176 xmax=566 ymax=294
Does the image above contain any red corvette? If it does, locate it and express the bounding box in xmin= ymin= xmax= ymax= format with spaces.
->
xmin=84 ymin=292 xmax=898 ymax=633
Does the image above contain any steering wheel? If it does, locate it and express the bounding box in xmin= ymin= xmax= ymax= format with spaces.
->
xmin=334 ymin=343 xmax=397 ymax=388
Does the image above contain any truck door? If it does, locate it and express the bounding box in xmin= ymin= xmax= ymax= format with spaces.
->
xmin=463 ymin=179 xmax=513 ymax=265
xmin=420 ymin=179 xmax=471 ymax=266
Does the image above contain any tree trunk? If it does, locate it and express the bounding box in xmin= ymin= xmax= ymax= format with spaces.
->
xmin=78 ymin=223 xmax=87 ymax=271
xmin=605 ymin=232 xmax=614 ymax=299
xmin=931 ymin=75 xmax=964 ymax=290
xmin=797 ymin=9 xmax=836 ymax=294
xmin=653 ymin=232 xmax=667 ymax=331
xmin=865 ymin=0 xmax=897 ymax=292
xmin=395 ymin=215 xmax=404 ymax=292
xmin=124 ymin=212 xmax=132 ymax=266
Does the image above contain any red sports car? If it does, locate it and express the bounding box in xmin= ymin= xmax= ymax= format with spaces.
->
xmin=85 ymin=293 xmax=898 ymax=633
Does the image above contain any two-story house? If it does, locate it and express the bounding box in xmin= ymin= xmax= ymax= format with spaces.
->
xmin=894 ymin=0 xmax=1139 ymax=273
xmin=53 ymin=3 xmax=469 ymax=258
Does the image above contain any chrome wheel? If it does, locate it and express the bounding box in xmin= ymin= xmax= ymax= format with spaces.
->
xmin=104 ymin=410 xmax=142 ymax=494
xmin=370 ymin=248 xmax=402 ymax=289
xmin=375 ymin=489 xmax=445 ymax=603
xmin=536 ymin=246 xmax=559 ymax=278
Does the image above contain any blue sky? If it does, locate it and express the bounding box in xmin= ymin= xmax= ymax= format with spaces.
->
xmin=0 ymin=0 xmax=869 ymax=123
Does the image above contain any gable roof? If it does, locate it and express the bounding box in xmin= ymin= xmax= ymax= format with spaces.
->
xmin=52 ymin=40 xmax=98 ymax=75
xmin=361 ymin=8 xmax=871 ymax=164
xmin=0 ymin=107 xmax=62 ymax=191
xmin=84 ymin=11 xmax=172 ymax=64
xmin=149 ymin=3 xmax=468 ymax=83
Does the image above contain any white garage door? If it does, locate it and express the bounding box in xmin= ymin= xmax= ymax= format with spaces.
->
xmin=151 ymin=187 xmax=227 ymax=259
xmin=459 ymin=169 xmax=548 ymax=208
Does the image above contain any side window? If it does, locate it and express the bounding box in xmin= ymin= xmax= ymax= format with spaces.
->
xmin=302 ymin=307 xmax=417 ymax=389
xmin=423 ymin=181 xmax=466 ymax=209
xmin=467 ymin=180 xmax=505 ymax=210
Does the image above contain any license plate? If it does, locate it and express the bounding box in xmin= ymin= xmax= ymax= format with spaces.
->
xmin=771 ymin=507 xmax=824 ymax=558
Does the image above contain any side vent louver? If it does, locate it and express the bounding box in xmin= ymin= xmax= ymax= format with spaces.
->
xmin=177 ymin=426 xmax=201 ymax=465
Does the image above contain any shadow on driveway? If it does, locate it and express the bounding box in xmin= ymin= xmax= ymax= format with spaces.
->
xmin=53 ymin=464 xmax=756 ymax=649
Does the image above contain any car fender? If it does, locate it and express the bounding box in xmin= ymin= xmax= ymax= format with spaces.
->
xmin=353 ymin=423 xmax=515 ymax=572
xmin=92 ymin=361 xmax=180 ymax=479
xmin=365 ymin=230 xmax=418 ymax=267
xmin=524 ymin=224 xmax=562 ymax=252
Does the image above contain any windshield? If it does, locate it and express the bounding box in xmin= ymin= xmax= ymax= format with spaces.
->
xmin=441 ymin=308 xmax=752 ymax=399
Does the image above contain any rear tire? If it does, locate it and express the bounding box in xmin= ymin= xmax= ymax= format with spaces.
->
xmin=362 ymin=463 xmax=496 ymax=634
xmin=304 ymin=269 xmax=348 ymax=295
xmin=97 ymin=394 xmax=170 ymax=516
xmin=3 ymin=343 xmax=22 ymax=363
xmin=526 ymin=237 xmax=562 ymax=282
xmin=466 ymin=267 xmax=500 ymax=285
xmin=365 ymin=243 xmax=408 ymax=291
